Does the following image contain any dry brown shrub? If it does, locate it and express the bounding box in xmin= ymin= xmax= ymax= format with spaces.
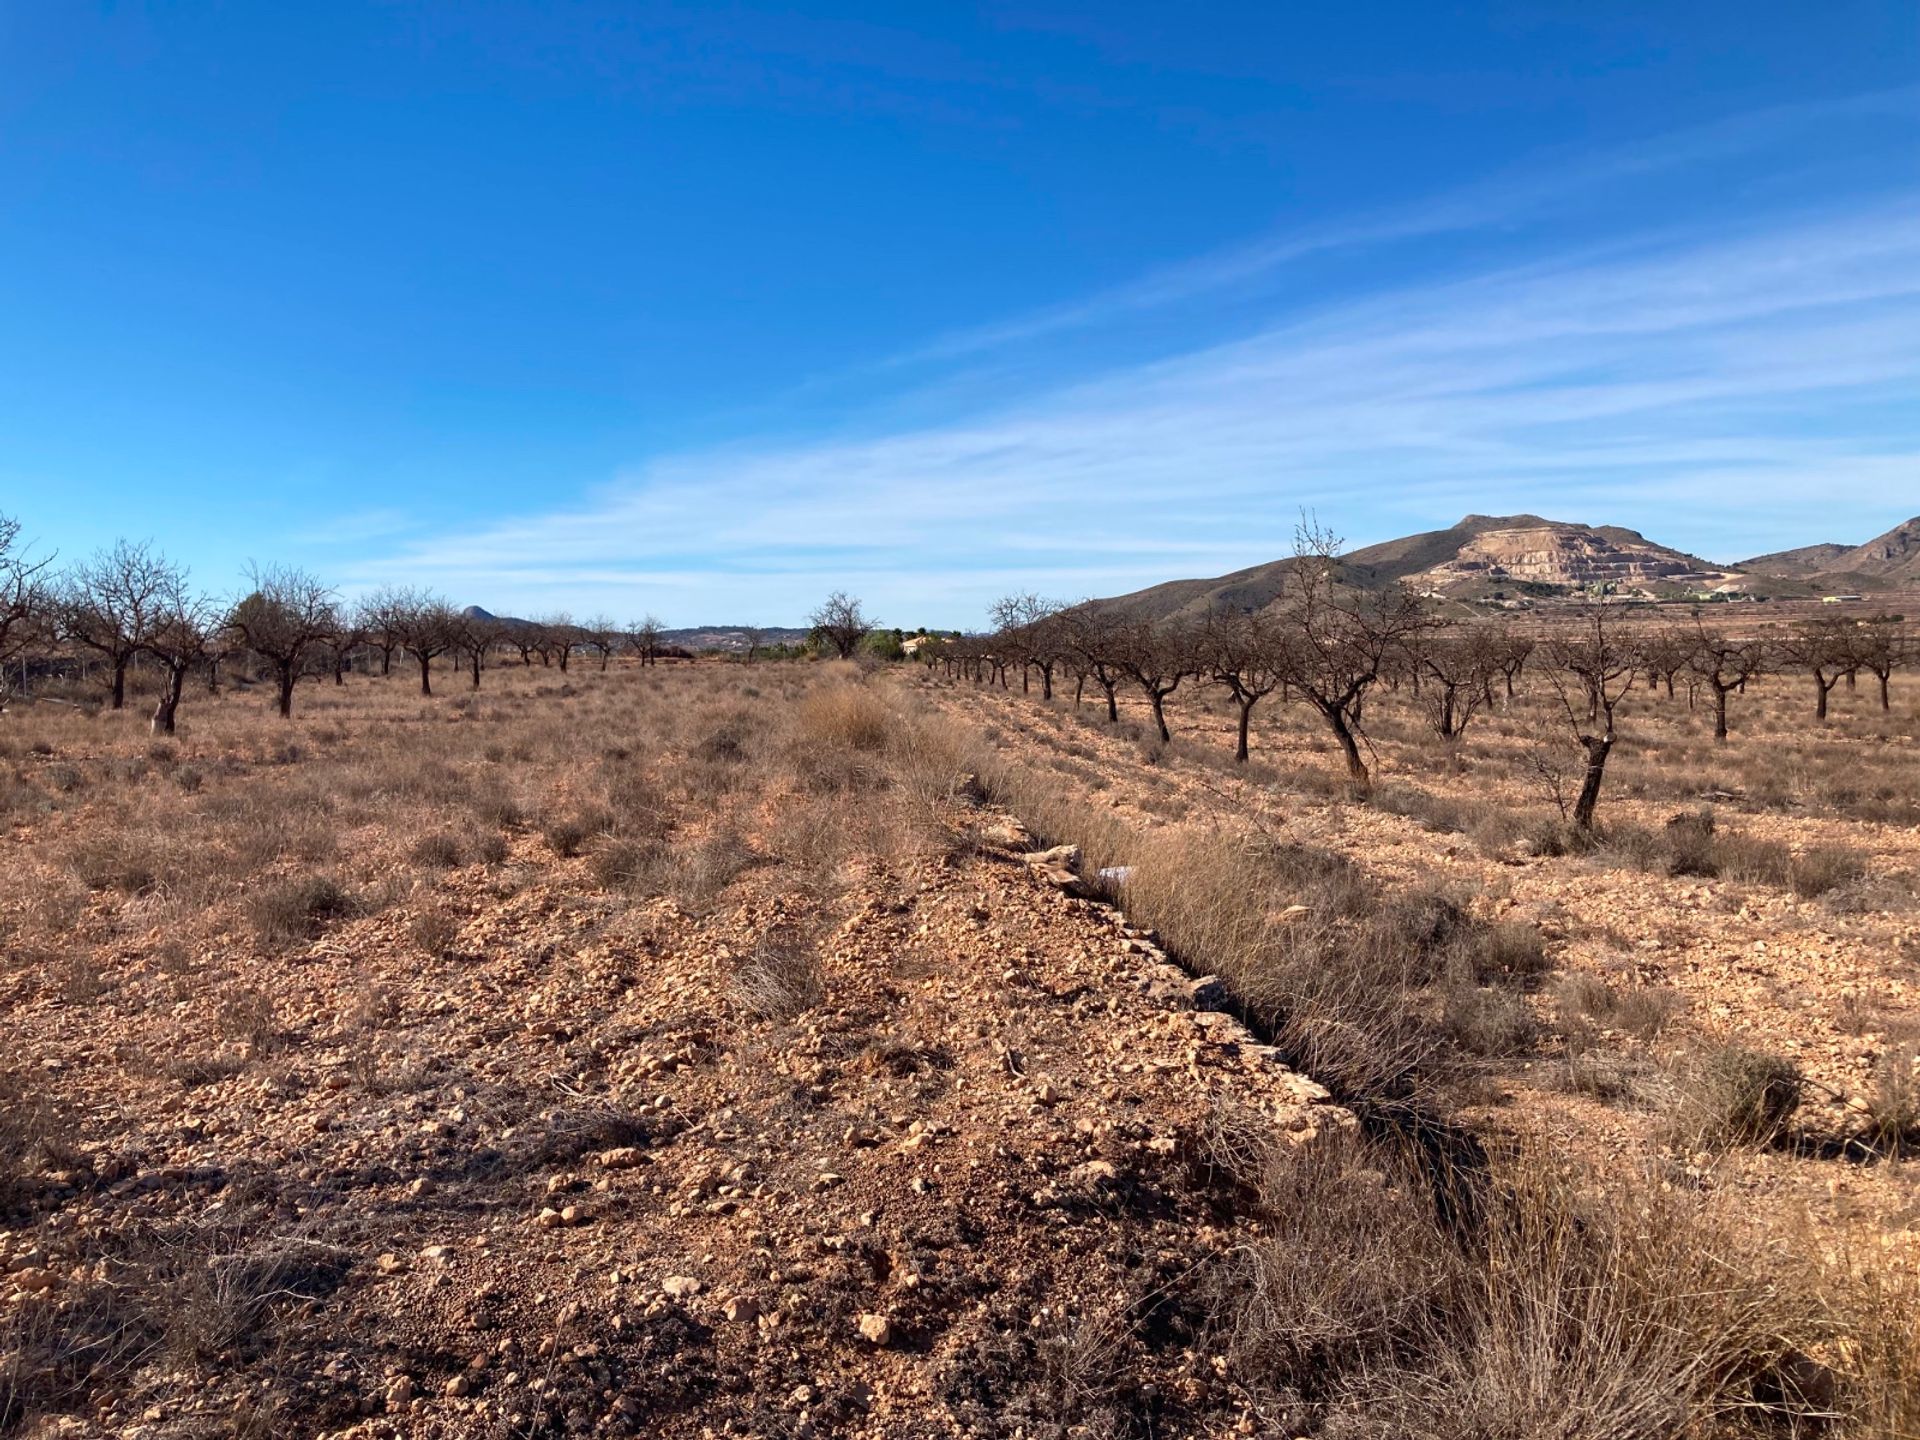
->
xmin=246 ymin=873 xmax=355 ymax=944
xmin=543 ymin=809 xmax=612 ymax=858
xmin=588 ymin=833 xmax=668 ymax=893
xmin=1667 ymin=1045 xmax=1805 ymax=1151
xmin=163 ymin=1232 xmax=351 ymax=1367
xmin=1440 ymin=982 xmax=1537 ymax=1057
xmin=56 ymin=951 xmax=111 ymax=1006
xmin=1840 ymin=1254 xmax=1920 ymax=1437
xmin=1788 ymin=844 xmax=1869 ymax=900
xmin=1115 ymin=827 xmax=1448 ymax=1100
xmin=667 ymin=828 xmax=760 ymax=911
xmin=408 ymin=831 xmax=464 ymax=868
xmin=64 ymin=831 xmax=167 ymax=895
xmin=214 ymin=984 xmax=279 ymax=1055
xmin=0 ymin=1070 xmax=56 ymax=1209
xmin=1861 ymin=1043 xmax=1919 ymax=1158
xmin=407 ymin=906 xmax=461 ymax=958
xmin=1218 ymin=1129 xmax=1463 ymax=1394
xmin=1551 ymin=1048 xmax=1647 ymax=1102
xmin=1348 ymin=1153 xmax=1841 ymax=1439
xmin=1553 ymin=972 xmax=1683 ymax=1039
xmin=765 ymin=794 xmax=855 ymax=903
xmin=795 ymin=681 xmax=892 ymax=754
xmin=730 ymin=931 xmax=824 ymax=1020
xmin=214 ymin=800 xmax=338 ymax=869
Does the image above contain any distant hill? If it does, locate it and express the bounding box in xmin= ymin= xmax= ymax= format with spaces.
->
xmin=460 ymin=605 xmax=534 ymax=630
xmin=1740 ymin=516 xmax=1920 ymax=588
xmin=458 ymin=607 xmax=807 ymax=653
xmin=1735 ymin=542 xmax=1855 ymax=579
xmin=659 ymin=625 xmax=810 ymax=654
xmin=1090 ymin=514 xmax=1746 ymax=622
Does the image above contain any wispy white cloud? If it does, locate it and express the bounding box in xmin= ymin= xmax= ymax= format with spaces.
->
xmin=882 ymin=85 xmax=1920 ymax=368
xmin=352 ymin=102 xmax=1920 ymax=626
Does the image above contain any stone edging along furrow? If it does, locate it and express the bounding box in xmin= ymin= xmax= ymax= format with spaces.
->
xmin=974 ymin=808 xmax=1357 ymax=1148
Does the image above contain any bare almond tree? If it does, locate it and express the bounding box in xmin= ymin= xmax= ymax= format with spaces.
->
xmin=990 ymin=593 xmax=1066 ymax=699
xmin=1276 ymin=520 xmax=1432 ymax=793
xmin=1544 ymin=607 xmax=1638 ymax=831
xmin=1110 ymin=618 xmax=1194 ymax=743
xmin=582 ymin=614 xmax=621 ymax=670
xmin=1061 ymin=608 xmax=1125 ymax=721
xmin=144 ymin=571 xmax=219 ymax=735
xmin=508 ymin=623 xmax=543 ymax=667
xmin=628 ymin=614 xmax=664 ymax=668
xmin=1203 ymin=606 xmax=1288 ymax=762
xmin=356 ymin=587 xmax=408 ymax=676
xmin=453 ymin=610 xmax=501 ymax=689
xmin=1853 ymin=615 xmax=1909 ymax=712
xmin=1685 ymin=617 xmax=1767 ymax=743
xmin=225 ymin=565 xmax=336 ymax=719
xmin=323 ymin=612 xmax=367 ymax=685
xmin=538 ymin=612 xmax=576 ymax=672
xmin=808 ymin=593 xmax=872 ymax=660
xmin=1493 ymin=631 xmax=1535 ymax=701
xmin=1635 ymin=628 xmax=1696 ymax=701
xmin=0 ymin=514 xmax=52 ymax=710
xmin=394 ymin=591 xmax=459 ymax=696
xmin=60 ymin=539 xmax=175 ymax=709
xmin=1776 ymin=617 xmax=1853 ymax=722
xmin=1415 ymin=625 xmax=1499 ymax=742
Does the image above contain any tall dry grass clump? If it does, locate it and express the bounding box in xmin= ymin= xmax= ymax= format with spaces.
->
xmin=1355 ymin=1153 xmax=1844 ymax=1438
xmin=1114 ymin=827 xmax=1449 ymax=1100
xmin=1667 ymin=1044 xmax=1806 ymax=1152
xmin=788 ymin=676 xmax=997 ymax=857
xmin=1215 ymin=1131 xmax=1897 ymax=1438
xmin=794 ymin=679 xmax=893 ymax=754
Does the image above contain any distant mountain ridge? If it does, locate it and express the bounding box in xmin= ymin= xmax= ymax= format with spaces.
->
xmin=1089 ymin=512 xmax=1920 ymax=622
xmin=1740 ymin=516 xmax=1920 ymax=586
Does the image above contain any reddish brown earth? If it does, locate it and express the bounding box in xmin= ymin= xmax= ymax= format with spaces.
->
xmin=2 ymin=664 xmax=1351 ymax=1439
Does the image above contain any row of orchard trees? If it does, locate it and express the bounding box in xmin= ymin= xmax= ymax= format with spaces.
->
xmin=0 ymin=520 xmax=671 ymax=731
xmin=936 ymin=532 xmax=1912 ymax=831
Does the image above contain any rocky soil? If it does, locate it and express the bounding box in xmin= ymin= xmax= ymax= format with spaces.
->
xmin=2 ymin=666 xmax=1348 ymax=1438
xmin=6 ymin=658 xmax=1917 ymax=1436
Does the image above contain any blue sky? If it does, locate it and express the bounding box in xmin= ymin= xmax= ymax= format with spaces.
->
xmin=2 ymin=3 xmax=1916 ymax=627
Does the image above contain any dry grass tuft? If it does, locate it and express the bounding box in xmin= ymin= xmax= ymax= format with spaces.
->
xmin=1667 ymin=1045 xmax=1805 ymax=1151
xmin=1348 ymin=1155 xmax=1841 ymax=1439
xmin=588 ymin=833 xmax=668 ymax=893
xmin=1554 ymin=972 xmax=1683 ymax=1039
xmin=1860 ymin=1043 xmax=1920 ymax=1158
xmin=214 ymin=984 xmax=279 ymax=1055
xmin=795 ymin=681 xmax=893 ymax=753
xmin=1217 ymin=1129 xmax=1461 ymax=1395
xmin=1212 ymin=1131 xmax=1848 ymax=1438
xmin=408 ymin=831 xmax=464 ymax=868
xmin=543 ymin=809 xmax=614 ymax=858
xmin=1440 ymin=982 xmax=1537 ymax=1057
xmin=246 ymin=873 xmax=355 ymax=944
xmin=64 ymin=831 xmax=167 ymax=895
xmin=407 ymin=905 xmax=462 ymax=959
xmin=730 ymin=932 xmax=825 ymax=1020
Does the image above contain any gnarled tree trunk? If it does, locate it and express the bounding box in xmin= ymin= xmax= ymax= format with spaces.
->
xmin=1572 ymin=732 xmax=1613 ymax=830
